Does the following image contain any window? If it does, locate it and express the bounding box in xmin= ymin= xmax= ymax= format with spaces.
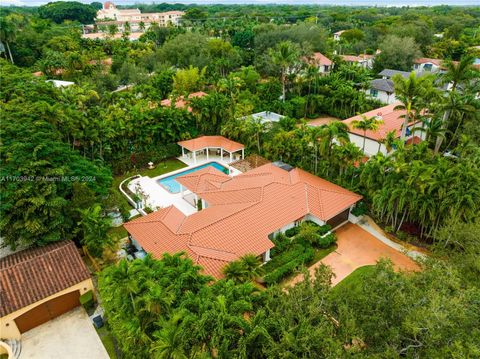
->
xmin=424 ymin=64 xmax=433 ymax=72
xmin=370 ymin=89 xmax=378 ymax=97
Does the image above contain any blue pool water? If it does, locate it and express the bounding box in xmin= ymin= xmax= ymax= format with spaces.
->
xmin=158 ymin=162 xmax=229 ymax=193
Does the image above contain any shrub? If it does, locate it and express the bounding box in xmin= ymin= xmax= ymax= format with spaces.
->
xmin=317 ymin=224 xmax=332 ymax=236
xmin=271 ymin=232 xmax=290 ymax=255
xmin=351 ymin=202 xmax=368 ymax=216
xmin=285 ymin=226 xmax=300 ymax=238
xmin=317 ymin=233 xmax=337 ymax=248
xmin=264 ymin=245 xmax=314 ymax=285
xmin=80 ymin=290 xmax=94 ymax=311
xmin=263 ymin=243 xmax=305 ymax=272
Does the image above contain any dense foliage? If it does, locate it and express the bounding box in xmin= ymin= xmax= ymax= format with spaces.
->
xmin=99 ymin=253 xmax=480 ymax=358
xmin=1 ymin=4 xmax=480 ymax=357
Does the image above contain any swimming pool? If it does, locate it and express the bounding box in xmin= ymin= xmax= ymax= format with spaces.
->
xmin=158 ymin=162 xmax=229 ymax=193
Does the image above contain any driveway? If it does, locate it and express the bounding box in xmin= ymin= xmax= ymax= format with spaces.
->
xmin=20 ymin=307 xmax=109 ymax=359
xmin=289 ymin=223 xmax=420 ymax=286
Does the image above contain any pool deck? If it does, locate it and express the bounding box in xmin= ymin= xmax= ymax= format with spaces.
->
xmin=128 ymin=156 xmax=241 ymax=215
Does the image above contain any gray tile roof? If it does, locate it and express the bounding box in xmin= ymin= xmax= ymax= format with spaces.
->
xmin=370 ymin=79 xmax=395 ymax=93
xmin=378 ymin=69 xmax=411 ymax=79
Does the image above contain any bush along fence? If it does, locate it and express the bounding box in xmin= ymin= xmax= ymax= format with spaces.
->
xmin=263 ymin=221 xmax=337 ymax=285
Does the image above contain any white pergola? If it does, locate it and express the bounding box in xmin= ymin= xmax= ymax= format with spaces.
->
xmin=178 ymin=136 xmax=245 ymax=165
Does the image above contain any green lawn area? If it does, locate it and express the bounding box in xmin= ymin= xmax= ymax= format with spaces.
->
xmin=96 ymin=326 xmax=118 ymax=359
xmin=107 ymin=226 xmax=128 ymax=241
xmin=312 ymin=244 xmax=337 ymax=263
xmin=331 ymin=265 xmax=376 ymax=296
xmin=111 ymin=158 xmax=187 ymax=210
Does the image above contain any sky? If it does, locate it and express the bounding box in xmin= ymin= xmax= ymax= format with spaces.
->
xmin=2 ymin=0 xmax=480 ymax=6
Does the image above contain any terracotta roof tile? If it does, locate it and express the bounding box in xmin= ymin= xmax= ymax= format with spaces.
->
xmin=178 ymin=136 xmax=244 ymax=152
xmin=125 ymin=163 xmax=361 ymax=278
xmin=176 ymin=167 xmax=230 ymax=193
xmin=343 ymin=102 xmax=419 ymax=141
xmin=0 ymin=241 xmax=91 ymax=316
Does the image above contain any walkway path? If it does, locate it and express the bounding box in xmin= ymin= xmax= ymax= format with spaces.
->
xmin=287 ymin=223 xmax=420 ymax=287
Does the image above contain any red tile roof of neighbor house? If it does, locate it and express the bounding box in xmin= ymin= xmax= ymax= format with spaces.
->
xmin=178 ymin=136 xmax=244 ymax=153
xmin=343 ymin=102 xmax=419 ymax=141
xmin=160 ymin=91 xmax=207 ymax=111
xmin=308 ymin=52 xmax=333 ymax=66
xmin=124 ymin=163 xmax=362 ymax=278
xmin=341 ymin=54 xmax=373 ymax=63
xmin=0 ymin=241 xmax=91 ymax=316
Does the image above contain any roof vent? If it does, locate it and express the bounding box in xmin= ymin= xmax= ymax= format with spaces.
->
xmin=272 ymin=161 xmax=294 ymax=172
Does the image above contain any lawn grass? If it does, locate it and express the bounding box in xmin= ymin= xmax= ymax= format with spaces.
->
xmin=111 ymin=158 xmax=187 ymax=210
xmin=331 ymin=265 xmax=376 ymax=296
xmin=96 ymin=326 xmax=118 ymax=359
xmin=312 ymin=244 xmax=337 ymax=263
xmin=107 ymin=226 xmax=128 ymax=241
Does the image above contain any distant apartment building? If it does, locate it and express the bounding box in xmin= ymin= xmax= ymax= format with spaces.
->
xmin=96 ymin=1 xmax=183 ymax=26
xmin=83 ymin=2 xmax=184 ymax=40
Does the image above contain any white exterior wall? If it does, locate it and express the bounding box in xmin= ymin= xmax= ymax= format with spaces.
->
xmin=348 ymin=133 xmax=386 ymax=157
xmin=304 ymin=214 xmax=325 ymax=226
xmin=366 ymin=89 xmax=397 ymax=104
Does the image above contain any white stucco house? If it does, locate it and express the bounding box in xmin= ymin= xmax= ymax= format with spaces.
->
xmin=343 ymin=102 xmax=426 ymax=157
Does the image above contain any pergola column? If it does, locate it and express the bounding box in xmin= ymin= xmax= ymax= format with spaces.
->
xmin=229 ymin=151 xmax=232 ymax=163
xmin=193 ymin=150 xmax=197 ymax=164
xmin=220 ymin=148 xmax=223 ymax=161
xmin=181 ymin=147 xmax=185 ymax=157
xmin=241 ymin=148 xmax=244 ymax=159
xmin=206 ymin=147 xmax=209 ymax=160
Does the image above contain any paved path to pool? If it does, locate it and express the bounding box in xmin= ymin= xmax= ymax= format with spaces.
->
xmin=127 ymin=159 xmax=243 ymax=216
xmin=286 ymin=223 xmax=420 ymax=287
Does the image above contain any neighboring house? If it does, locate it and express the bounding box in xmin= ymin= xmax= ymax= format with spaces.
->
xmin=0 ymin=241 xmax=93 ymax=339
xmin=160 ymin=91 xmax=207 ymax=112
xmin=242 ymin=111 xmax=285 ymax=124
xmin=340 ymin=54 xmax=374 ymax=69
xmin=343 ymin=102 xmax=426 ymax=157
xmin=124 ymin=155 xmax=362 ymax=278
xmin=333 ymin=30 xmax=345 ymax=41
xmin=83 ymin=2 xmax=184 ymax=40
xmin=96 ymin=1 xmax=183 ymax=26
xmin=365 ymin=69 xmax=411 ymax=104
xmin=413 ymin=57 xmax=450 ymax=73
xmin=306 ymin=52 xmax=333 ymax=75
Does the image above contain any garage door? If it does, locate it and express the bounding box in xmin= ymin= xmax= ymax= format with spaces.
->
xmin=14 ymin=290 xmax=80 ymax=333
xmin=327 ymin=209 xmax=350 ymax=229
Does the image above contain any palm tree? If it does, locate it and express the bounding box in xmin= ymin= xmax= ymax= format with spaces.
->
xmin=351 ymin=115 xmax=384 ymax=154
xmin=269 ymin=41 xmax=300 ymax=102
xmin=393 ymin=72 xmax=433 ymax=140
xmin=0 ymin=17 xmax=16 ymax=64
xmin=139 ymin=21 xmax=146 ymax=32
xmin=382 ymin=130 xmax=397 ymax=153
xmin=223 ymin=254 xmax=263 ymax=283
xmin=317 ymin=121 xmax=350 ymax=157
xmin=434 ymin=56 xmax=478 ymax=153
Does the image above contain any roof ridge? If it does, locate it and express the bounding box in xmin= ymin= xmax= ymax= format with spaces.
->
xmin=0 ymin=241 xmax=71 ymax=270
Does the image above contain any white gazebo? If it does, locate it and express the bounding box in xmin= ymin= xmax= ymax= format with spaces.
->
xmin=178 ymin=136 xmax=245 ymax=165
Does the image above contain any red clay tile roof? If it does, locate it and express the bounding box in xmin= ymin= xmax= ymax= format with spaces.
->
xmin=309 ymin=52 xmax=333 ymax=66
xmin=414 ymin=57 xmax=443 ymax=66
xmin=343 ymin=102 xmax=419 ymax=141
xmin=341 ymin=54 xmax=373 ymax=63
xmin=0 ymin=241 xmax=91 ymax=316
xmin=176 ymin=167 xmax=230 ymax=193
xmin=405 ymin=136 xmax=422 ymax=145
xmin=125 ymin=163 xmax=361 ymax=278
xmin=178 ymin=136 xmax=244 ymax=152
xmin=160 ymin=91 xmax=207 ymax=111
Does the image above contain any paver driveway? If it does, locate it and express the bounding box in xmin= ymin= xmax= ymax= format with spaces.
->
xmin=20 ymin=307 xmax=109 ymax=359
xmin=289 ymin=222 xmax=420 ymax=286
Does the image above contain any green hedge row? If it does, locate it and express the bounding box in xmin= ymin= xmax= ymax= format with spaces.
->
xmin=264 ymin=246 xmax=315 ymax=285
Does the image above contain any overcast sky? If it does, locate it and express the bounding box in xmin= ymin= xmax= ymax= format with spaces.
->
xmin=2 ymin=0 xmax=479 ymax=7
